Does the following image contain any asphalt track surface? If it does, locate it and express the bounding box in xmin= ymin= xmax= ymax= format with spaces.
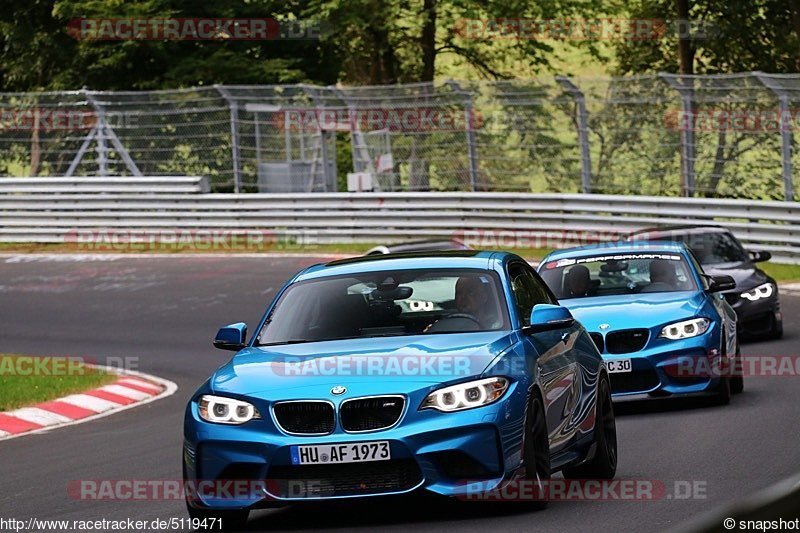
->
xmin=1 ymin=255 xmax=799 ymax=532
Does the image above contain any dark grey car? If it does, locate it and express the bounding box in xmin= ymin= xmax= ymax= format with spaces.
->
xmin=627 ymin=225 xmax=782 ymax=340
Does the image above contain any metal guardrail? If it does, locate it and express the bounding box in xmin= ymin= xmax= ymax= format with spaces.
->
xmin=0 ymin=176 xmax=209 ymax=194
xmin=0 ymin=191 xmax=797 ymax=263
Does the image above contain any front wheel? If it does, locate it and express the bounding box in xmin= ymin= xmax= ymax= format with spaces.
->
xmin=563 ymin=377 xmax=617 ymax=480
xmin=521 ymin=392 xmax=551 ymax=509
xmin=713 ymin=375 xmax=731 ymax=405
xmin=768 ymin=314 xmax=783 ymax=340
xmin=730 ymin=343 xmax=744 ymax=394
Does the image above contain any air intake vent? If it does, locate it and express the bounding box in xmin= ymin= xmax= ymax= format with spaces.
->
xmin=273 ymin=401 xmax=335 ymax=435
xmin=340 ymin=396 xmax=405 ymax=432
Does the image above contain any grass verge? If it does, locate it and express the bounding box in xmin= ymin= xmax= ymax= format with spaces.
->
xmin=0 ymin=355 xmax=117 ymax=412
xmin=760 ymin=263 xmax=800 ymax=283
xmin=2 ymin=242 xmax=799 ymax=281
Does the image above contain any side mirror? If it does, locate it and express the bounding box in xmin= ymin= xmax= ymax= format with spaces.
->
xmin=214 ymin=322 xmax=247 ymax=351
xmin=748 ymin=250 xmax=772 ymax=263
xmin=707 ymin=275 xmax=736 ymax=293
xmin=523 ymin=304 xmax=575 ymax=334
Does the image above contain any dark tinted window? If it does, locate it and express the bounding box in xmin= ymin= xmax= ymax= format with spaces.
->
xmin=508 ymin=263 xmax=554 ymax=325
xmin=539 ymin=253 xmax=697 ymax=299
xmin=257 ymin=269 xmax=510 ymax=345
xmin=646 ymin=232 xmax=747 ymax=264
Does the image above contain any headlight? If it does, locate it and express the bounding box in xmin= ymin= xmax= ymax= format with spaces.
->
xmin=659 ymin=318 xmax=711 ymax=340
xmin=198 ymin=395 xmax=261 ymax=425
xmin=420 ymin=377 xmax=509 ymax=412
xmin=741 ymin=283 xmax=774 ymax=301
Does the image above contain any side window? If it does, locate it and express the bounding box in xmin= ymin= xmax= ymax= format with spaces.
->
xmin=686 ymin=251 xmax=710 ymax=290
xmin=508 ymin=263 xmax=554 ymax=325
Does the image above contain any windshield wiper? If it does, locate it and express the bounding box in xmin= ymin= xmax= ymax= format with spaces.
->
xmin=259 ymin=339 xmax=313 ymax=346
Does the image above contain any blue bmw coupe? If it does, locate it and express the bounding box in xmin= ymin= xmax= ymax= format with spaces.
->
xmin=184 ymin=251 xmax=616 ymax=526
xmin=538 ymin=242 xmax=741 ymax=404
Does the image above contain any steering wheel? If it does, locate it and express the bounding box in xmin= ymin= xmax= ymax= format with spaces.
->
xmin=446 ymin=312 xmax=481 ymax=326
xmin=426 ymin=312 xmax=482 ymax=333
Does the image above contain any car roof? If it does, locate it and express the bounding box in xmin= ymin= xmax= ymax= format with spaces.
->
xmin=295 ymin=250 xmax=516 ymax=281
xmin=543 ymin=241 xmax=688 ymax=261
xmin=629 ymin=224 xmax=729 ymax=237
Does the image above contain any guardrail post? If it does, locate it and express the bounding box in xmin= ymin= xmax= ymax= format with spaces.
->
xmin=446 ymin=81 xmax=479 ymax=191
xmin=660 ymin=73 xmax=696 ymax=197
xmin=215 ymin=85 xmax=242 ymax=193
xmin=556 ymin=76 xmax=592 ymax=193
xmin=754 ymin=72 xmax=795 ymax=201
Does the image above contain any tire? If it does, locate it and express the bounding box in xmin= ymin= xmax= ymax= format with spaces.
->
xmin=186 ymin=503 xmax=249 ymax=531
xmin=769 ymin=315 xmax=784 ymax=340
xmin=563 ymin=378 xmax=617 ymax=480
xmin=713 ymin=375 xmax=731 ymax=405
xmin=713 ymin=330 xmax=732 ymax=405
xmin=730 ymin=343 xmax=744 ymax=394
xmin=521 ymin=392 xmax=551 ymax=510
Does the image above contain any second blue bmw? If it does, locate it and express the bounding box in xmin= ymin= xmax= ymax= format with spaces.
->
xmin=184 ymin=251 xmax=616 ymax=527
xmin=538 ymin=241 xmax=741 ymax=404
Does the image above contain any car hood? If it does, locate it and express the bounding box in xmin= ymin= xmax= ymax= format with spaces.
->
xmin=210 ymin=331 xmax=515 ymax=399
xmin=701 ymin=262 xmax=768 ymax=293
xmin=559 ymin=291 xmax=705 ymax=332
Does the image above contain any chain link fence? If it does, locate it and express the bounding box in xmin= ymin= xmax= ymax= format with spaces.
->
xmin=1 ymin=72 xmax=798 ymax=199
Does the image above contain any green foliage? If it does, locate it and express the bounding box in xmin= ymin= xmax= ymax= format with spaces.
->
xmin=614 ymin=0 xmax=800 ymax=74
xmin=0 ymin=0 xmax=341 ymax=90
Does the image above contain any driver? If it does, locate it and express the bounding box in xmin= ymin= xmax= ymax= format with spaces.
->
xmin=454 ymin=276 xmax=492 ymax=324
xmin=565 ymin=265 xmax=592 ymax=297
xmin=424 ymin=275 xmax=493 ymax=332
xmin=649 ymin=260 xmax=678 ymax=288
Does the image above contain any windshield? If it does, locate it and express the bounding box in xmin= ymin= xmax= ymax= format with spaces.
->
xmin=650 ymin=232 xmax=747 ymax=265
xmin=539 ymin=253 xmax=698 ymax=299
xmin=256 ymin=269 xmax=510 ymax=345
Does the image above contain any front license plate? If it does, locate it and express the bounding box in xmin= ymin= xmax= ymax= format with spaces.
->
xmin=606 ymin=358 xmax=632 ymax=373
xmin=290 ymin=441 xmax=391 ymax=465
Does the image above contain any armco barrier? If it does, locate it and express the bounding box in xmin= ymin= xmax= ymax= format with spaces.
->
xmin=0 ymin=176 xmax=209 ymax=194
xmin=0 ymin=191 xmax=798 ymax=263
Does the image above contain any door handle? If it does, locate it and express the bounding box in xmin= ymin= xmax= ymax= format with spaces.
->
xmin=561 ymin=332 xmax=570 ymax=344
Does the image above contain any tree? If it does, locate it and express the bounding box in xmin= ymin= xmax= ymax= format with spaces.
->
xmin=305 ymin=0 xmax=610 ymax=84
xmin=0 ymin=0 xmax=342 ymax=91
xmin=615 ymin=0 xmax=800 ymax=75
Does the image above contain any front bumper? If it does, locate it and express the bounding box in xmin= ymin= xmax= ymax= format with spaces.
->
xmin=725 ymin=291 xmax=781 ymax=337
xmin=183 ymin=382 xmax=529 ymax=510
xmin=603 ymin=332 xmax=727 ymax=398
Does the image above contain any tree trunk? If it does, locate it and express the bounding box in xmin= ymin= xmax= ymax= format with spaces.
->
xmin=706 ymin=128 xmax=727 ymax=196
xmin=420 ymin=0 xmax=437 ymax=82
xmin=675 ymin=0 xmax=694 ymax=74
xmin=790 ymin=0 xmax=800 ymax=71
